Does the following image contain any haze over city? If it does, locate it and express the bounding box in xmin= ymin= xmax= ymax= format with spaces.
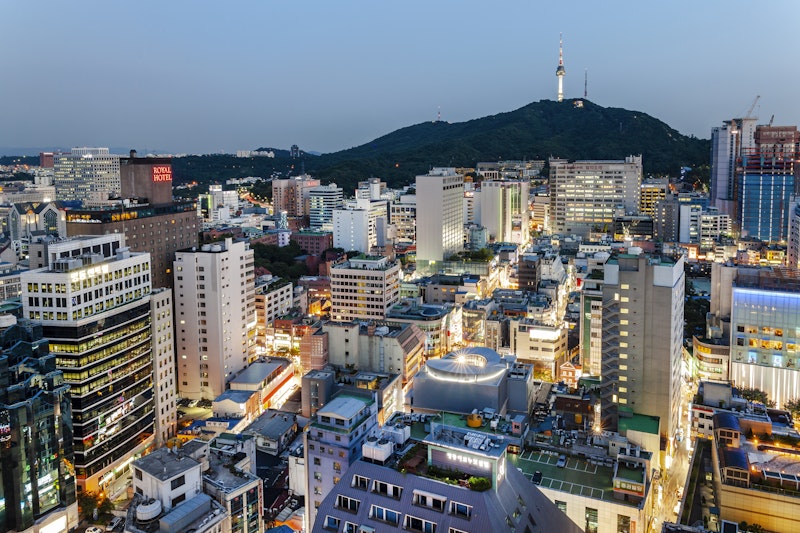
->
xmin=3 ymin=0 xmax=800 ymax=155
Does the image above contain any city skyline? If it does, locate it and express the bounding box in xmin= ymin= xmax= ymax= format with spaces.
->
xmin=2 ymin=1 xmax=800 ymax=155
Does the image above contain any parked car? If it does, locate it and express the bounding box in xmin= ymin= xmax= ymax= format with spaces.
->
xmin=86 ymin=527 xmax=103 ymax=533
xmin=532 ymin=471 xmax=543 ymax=485
xmin=106 ymin=516 xmax=124 ymax=531
xmin=556 ymin=455 xmax=567 ymax=468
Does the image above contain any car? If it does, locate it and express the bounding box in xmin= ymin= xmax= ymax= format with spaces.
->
xmin=187 ymin=399 xmax=199 ymax=408
xmin=86 ymin=527 xmax=103 ymax=533
xmin=532 ymin=471 xmax=543 ymax=485
xmin=177 ymin=409 xmax=186 ymax=417
xmin=556 ymin=455 xmax=567 ymax=468
xmin=106 ymin=516 xmax=124 ymax=531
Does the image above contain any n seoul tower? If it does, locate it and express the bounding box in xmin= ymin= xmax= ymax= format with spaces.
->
xmin=556 ymin=33 xmax=566 ymax=102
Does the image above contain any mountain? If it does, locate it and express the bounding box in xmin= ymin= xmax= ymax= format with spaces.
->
xmin=167 ymin=99 xmax=709 ymax=191
xmin=308 ymin=99 xmax=709 ymax=190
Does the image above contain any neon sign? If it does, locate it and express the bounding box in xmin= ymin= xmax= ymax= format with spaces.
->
xmin=152 ymin=165 xmax=172 ymax=183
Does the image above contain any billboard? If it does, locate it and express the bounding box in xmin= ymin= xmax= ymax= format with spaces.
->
xmin=152 ymin=165 xmax=172 ymax=183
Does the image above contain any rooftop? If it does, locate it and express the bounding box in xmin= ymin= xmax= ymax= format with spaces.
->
xmin=230 ymin=360 xmax=287 ymax=385
xmin=244 ymin=410 xmax=297 ymax=438
xmin=134 ymin=447 xmax=200 ymax=481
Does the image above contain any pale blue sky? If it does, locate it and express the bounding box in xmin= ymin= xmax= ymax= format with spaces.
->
xmin=2 ymin=1 xmax=798 ymax=155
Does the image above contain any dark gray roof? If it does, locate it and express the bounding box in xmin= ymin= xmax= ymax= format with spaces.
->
xmin=712 ymin=412 xmax=741 ymax=432
xmin=311 ymin=459 xmax=581 ymax=533
xmin=719 ymin=447 xmax=749 ymax=472
xmin=133 ymin=447 xmax=200 ymax=481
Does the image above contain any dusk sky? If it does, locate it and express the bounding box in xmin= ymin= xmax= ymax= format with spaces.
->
xmin=3 ymin=1 xmax=799 ymax=156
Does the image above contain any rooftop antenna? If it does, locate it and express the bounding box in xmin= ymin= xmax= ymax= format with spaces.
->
xmin=437 ymin=106 xmax=441 ymax=123
xmin=584 ymin=68 xmax=588 ymax=99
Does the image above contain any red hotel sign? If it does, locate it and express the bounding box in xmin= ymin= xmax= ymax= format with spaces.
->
xmin=152 ymin=165 xmax=173 ymax=182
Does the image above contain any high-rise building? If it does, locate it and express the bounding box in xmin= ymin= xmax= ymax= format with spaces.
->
xmin=53 ymin=147 xmax=121 ymax=203
xmin=330 ymin=255 xmax=400 ymax=322
xmin=415 ymin=168 xmax=464 ymax=266
xmin=0 ymin=316 xmax=78 ymax=533
xmin=332 ymin=208 xmax=369 ymax=253
xmin=712 ymin=264 xmax=800 ymax=408
xmin=173 ymin=238 xmax=256 ymax=401
xmin=308 ymin=184 xmax=344 ymax=231
xmin=304 ymin=392 xmax=378 ymax=531
xmin=599 ymin=252 xmax=684 ymax=459
xmin=549 ymin=156 xmax=642 ymax=238
xmin=271 ymin=175 xmax=321 ymax=217
xmin=389 ymin=193 xmax=416 ymax=245
xmin=736 ymin=125 xmax=799 ymax=243
xmin=21 ymin=234 xmax=154 ymax=493
xmin=639 ymin=177 xmax=669 ymax=216
xmin=480 ymin=179 xmax=530 ymax=244
xmin=710 ymin=117 xmax=757 ymax=216
xmin=788 ymin=197 xmax=800 ymax=269
xmin=151 ymin=288 xmax=177 ymax=447
xmin=64 ymin=153 xmax=200 ymax=289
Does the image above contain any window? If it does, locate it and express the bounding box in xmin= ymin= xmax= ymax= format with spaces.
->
xmin=170 ymin=475 xmax=185 ymax=490
xmin=585 ymin=507 xmax=598 ymax=533
xmin=324 ymin=515 xmax=340 ymax=530
xmin=171 ymin=493 xmax=186 ymax=507
xmin=415 ymin=491 xmax=446 ymax=512
xmin=134 ymin=468 xmax=142 ymax=480
xmin=449 ymin=501 xmax=471 ymax=519
xmin=449 ymin=529 xmax=469 ymax=533
xmin=617 ymin=514 xmax=631 ymax=533
xmin=370 ymin=505 xmax=400 ymax=525
xmin=555 ymin=501 xmax=567 ymax=513
xmin=336 ymin=495 xmax=360 ymax=513
xmin=405 ymin=515 xmax=437 ymax=533
xmin=344 ymin=523 xmax=358 ymax=533
xmin=352 ymin=475 xmax=370 ymax=490
xmin=373 ymin=480 xmax=402 ymax=499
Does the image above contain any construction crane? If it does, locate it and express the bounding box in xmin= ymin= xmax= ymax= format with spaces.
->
xmin=744 ymin=95 xmax=760 ymax=119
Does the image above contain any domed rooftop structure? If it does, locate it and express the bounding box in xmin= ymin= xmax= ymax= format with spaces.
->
xmin=424 ymin=346 xmax=510 ymax=382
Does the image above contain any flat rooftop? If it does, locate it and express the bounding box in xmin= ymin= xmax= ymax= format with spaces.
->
xmin=509 ymin=449 xmax=640 ymax=506
xmin=134 ymin=447 xmax=200 ymax=480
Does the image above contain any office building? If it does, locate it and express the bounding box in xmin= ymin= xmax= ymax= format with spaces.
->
xmin=308 ymin=184 xmax=344 ymax=231
xmin=332 ymin=208 xmax=370 ymax=253
xmin=415 ymin=168 xmax=464 ymax=266
xmin=599 ymin=252 xmax=684 ymax=458
xmin=312 ymin=430 xmax=582 ymax=533
xmin=389 ymin=193 xmax=416 ymax=245
xmin=7 ymin=202 xmax=65 ymax=257
xmin=174 ymin=238 xmax=256 ymax=401
xmin=480 ymin=179 xmax=530 ymax=244
xmin=329 ymin=255 xmax=400 ymax=322
xmin=0 ymin=316 xmax=78 ymax=533
xmin=151 ymin=288 xmax=177 ymax=447
xmin=639 ymin=177 xmax=669 ymax=216
xmin=549 ymin=156 xmax=642 ymax=238
xmin=322 ymin=320 xmax=426 ymax=386
xmin=64 ymin=153 xmax=199 ymax=289
xmin=710 ymin=117 xmax=757 ymax=216
xmin=53 ymin=147 xmax=120 ymax=203
xmin=736 ymin=126 xmax=799 ymax=243
xmin=291 ymin=230 xmax=332 ymax=257
xmin=272 ymin=175 xmax=320 ymax=217
xmin=714 ymin=264 xmax=800 ymax=408
xmin=21 ymin=234 xmax=154 ymax=493
xmin=304 ymin=393 xmax=378 ymax=531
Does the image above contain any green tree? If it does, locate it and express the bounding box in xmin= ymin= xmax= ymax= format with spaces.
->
xmin=784 ymin=398 xmax=800 ymax=421
xmin=738 ymin=387 xmax=775 ymax=407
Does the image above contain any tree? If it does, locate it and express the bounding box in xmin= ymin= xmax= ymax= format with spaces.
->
xmin=784 ymin=398 xmax=800 ymax=421
xmin=738 ymin=387 xmax=775 ymax=407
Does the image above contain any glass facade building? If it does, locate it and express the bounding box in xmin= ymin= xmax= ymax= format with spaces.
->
xmin=22 ymin=236 xmax=154 ymax=493
xmin=729 ymin=285 xmax=800 ymax=407
xmin=0 ymin=317 xmax=78 ymax=532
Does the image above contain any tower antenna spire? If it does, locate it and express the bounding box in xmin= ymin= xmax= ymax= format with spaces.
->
xmin=555 ymin=33 xmax=566 ymax=102
xmin=584 ymin=68 xmax=588 ymax=99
